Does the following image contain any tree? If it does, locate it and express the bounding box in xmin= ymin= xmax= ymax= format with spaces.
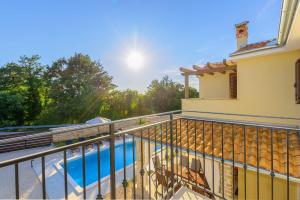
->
xmin=0 ymin=91 xmax=25 ymax=127
xmin=99 ymin=90 xmax=151 ymax=120
xmin=0 ymin=55 xmax=45 ymax=125
xmin=146 ymin=76 xmax=198 ymax=112
xmin=19 ymin=56 xmax=44 ymax=122
xmin=0 ymin=63 xmax=24 ymax=90
xmin=0 ymin=53 xmax=199 ymax=126
xmin=39 ymin=53 xmax=115 ymax=124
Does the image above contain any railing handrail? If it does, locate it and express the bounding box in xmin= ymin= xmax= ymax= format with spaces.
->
xmin=0 ymin=110 xmax=182 ymax=131
xmin=182 ymin=110 xmax=300 ymax=121
xmin=1 ymin=109 xmax=300 ymax=145
xmin=0 ymin=124 xmax=83 ymax=131
xmin=182 ymin=116 xmax=300 ymax=131
xmin=2 ymin=109 xmax=299 ymax=133
xmin=0 ymin=119 xmax=170 ymax=168
xmin=1 ymin=114 xmax=299 ymax=166
xmin=0 ymin=110 xmax=181 ymax=145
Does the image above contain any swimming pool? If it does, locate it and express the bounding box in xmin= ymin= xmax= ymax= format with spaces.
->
xmin=61 ymin=141 xmax=135 ymax=188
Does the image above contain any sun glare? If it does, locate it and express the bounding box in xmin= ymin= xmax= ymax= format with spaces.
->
xmin=126 ymin=50 xmax=145 ymax=71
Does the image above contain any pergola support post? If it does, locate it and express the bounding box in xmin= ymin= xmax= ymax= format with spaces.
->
xmin=184 ymin=74 xmax=189 ymax=99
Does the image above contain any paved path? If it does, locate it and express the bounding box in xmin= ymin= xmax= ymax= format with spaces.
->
xmin=0 ymin=146 xmax=52 ymax=199
xmin=0 ymin=143 xmax=133 ymax=199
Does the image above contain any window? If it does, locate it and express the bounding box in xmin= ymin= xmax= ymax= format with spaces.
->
xmin=296 ymin=59 xmax=300 ymax=104
xmin=229 ymin=73 xmax=237 ymax=99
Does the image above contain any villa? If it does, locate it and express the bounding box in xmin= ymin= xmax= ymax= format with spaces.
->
xmin=0 ymin=0 xmax=299 ymax=200
xmin=178 ymin=0 xmax=300 ymax=198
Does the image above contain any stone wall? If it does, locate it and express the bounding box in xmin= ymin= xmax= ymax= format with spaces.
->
xmin=223 ymin=164 xmax=234 ymax=200
xmin=52 ymin=115 xmax=172 ymax=142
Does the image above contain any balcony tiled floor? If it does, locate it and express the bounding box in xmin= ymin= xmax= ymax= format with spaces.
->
xmin=171 ymin=187 xmax=207 ymax=200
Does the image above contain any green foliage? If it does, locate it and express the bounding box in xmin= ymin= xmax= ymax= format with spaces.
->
xmin=0 ymin=63 xmax=24 ymax=90
xmin=188 ymin=87 xmax=199 ymax=99
xmin=99 ymin=89 xmax=151 ymax=120
xmin=20 ymin=55 xmax=44 ymax=122
xmin=139 ymin=118 xmax=147 ymax=125
xmin=0 ymin=91 xmax=25 ymax=126
xmin=0 ymin=54 xmax=198 ymax=127
xmin=39 ymin=53 xmax=115 ymax=124
xmin=0 ymin=55 xmax=45 ymax=126
xmin=146 ymin=76 xmax=198 ymax=113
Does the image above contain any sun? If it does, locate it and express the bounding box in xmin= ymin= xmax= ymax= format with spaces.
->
xmin=126 ymin=50 xmax=145 ymax=71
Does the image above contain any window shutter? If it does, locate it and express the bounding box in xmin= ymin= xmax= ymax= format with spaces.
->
xmin=229 ymin=73 xmax=237 ymax=99
xmin=296 ymin=59 xmax=300 ymax=104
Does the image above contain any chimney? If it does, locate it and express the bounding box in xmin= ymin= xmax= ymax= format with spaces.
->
xmin=235 ymin=21 xmax=249 ymax=49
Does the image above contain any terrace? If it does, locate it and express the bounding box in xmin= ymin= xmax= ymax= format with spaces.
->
xmin=0 ymin=110 xmax=299 ymax=199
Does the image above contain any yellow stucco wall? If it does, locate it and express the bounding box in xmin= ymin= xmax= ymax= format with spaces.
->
xmin=199 ymin=72 xmax=230 ymax=99
xmin=182 ymin=50 xmax=300 ymax=126
xmin=238 ymin=169 xmax=299 ymax=200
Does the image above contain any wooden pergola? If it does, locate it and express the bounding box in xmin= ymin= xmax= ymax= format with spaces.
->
xmin=180 ymin=59 xmax=237 ymax=98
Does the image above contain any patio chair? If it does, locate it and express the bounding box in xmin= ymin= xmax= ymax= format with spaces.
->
xmin=65 ymin=140 xmax=73 ymax=145
xmin=152 ymin=156 xmax=165 ymax=172
xmin=179 ymin=156 xmax=189 ymax=168
xmin=86 ymin=144 xmax=94 ymax=151
xmin=188 ymin=158 xmax=208 ymax=184
xmin=65 ymin=140 xmax=79 ymax=155
xmin=156 ymin=171 xmax=182 ymax=199
xmin=78 ymin=137 xmax=90 ymax=150
xmin=87 ymin=136 xmax=96 ymax=150
xmin=188 ymin=162 xmax=211 ymax=198
xmin=190 ymin=158 xmax=203 ymax=173
xmin=96 ymin=133 xmax=102 ymax=137
xmin=155 ymin=171 xmax=169 ymax=197
xmin=192 ymin=185 xmax=215 ymax=200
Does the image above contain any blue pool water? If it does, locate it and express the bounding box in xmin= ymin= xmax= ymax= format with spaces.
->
xmin=61 ymin=141 xmax=135 ymax=187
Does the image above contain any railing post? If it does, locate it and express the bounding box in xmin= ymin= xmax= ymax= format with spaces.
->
xmin=63 ymin=150 xmax=68 ymax=200
xmin=169 ymin=114 xmax=175 ymax=188
xmin=122 ymin=133 xmax=127 ymax=200
xmin=97 ymin=128 xmax=103 ymax=200
xmin=82 ymin=146 xmax=86 ymax=199
xmin=109 ymin=123 xmax=116 ymax=199
xmin=140 ymin=129 xmax=145 ymax=199
xmin=42 ymin=156 xmax=46 ymax=199
xmin=15 ymin=163 xmax=19 ymax=199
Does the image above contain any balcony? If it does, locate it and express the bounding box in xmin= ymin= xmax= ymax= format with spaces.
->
xmin=182 ymin=98 xmax=300 ymax=127
xmin=0 ymin=111 xmax=299 ymax=199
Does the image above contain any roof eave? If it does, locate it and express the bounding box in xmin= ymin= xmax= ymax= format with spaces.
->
xmin=230 ymin=0 xmax=299 ymax=60
xmin=277 ymin=0 xmax=299 ymax=45
xmin=229 ymin=44 xmax=281 ymax=59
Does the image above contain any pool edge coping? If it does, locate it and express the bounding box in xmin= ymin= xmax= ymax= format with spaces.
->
xmin=54 ymin=139 xmax=135 ymax=195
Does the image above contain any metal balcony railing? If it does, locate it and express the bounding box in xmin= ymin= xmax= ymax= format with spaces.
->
xmin=0 ymin=110 xmax=299 ymax=199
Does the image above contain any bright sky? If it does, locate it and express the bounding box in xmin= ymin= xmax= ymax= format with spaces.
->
xmin=0 ymin=0 xmax=281 ymax=92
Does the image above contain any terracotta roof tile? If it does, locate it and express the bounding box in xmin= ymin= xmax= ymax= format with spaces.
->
xmin=234 ymin=38 xmax=277 ymax=53
xmin=129 ymin=118 xmax=300 ymax=180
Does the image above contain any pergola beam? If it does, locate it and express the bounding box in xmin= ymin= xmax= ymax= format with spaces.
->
xmin=180 ymin=60 xmax=237 ymax=76
xmin=192 ymin=65 xmax=204 ymax=76
xmin=179 ymin=67 xmax=199 ymax=76
xmin=192 ymin=65 xmax=202 ymax=70
xmin=206 ymin=62 xmax=214 ymax=69
xmin=223 ymin=59 xmax=236 ymax=67
xmin=196 ymin=66 xmax=236 ymax=75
